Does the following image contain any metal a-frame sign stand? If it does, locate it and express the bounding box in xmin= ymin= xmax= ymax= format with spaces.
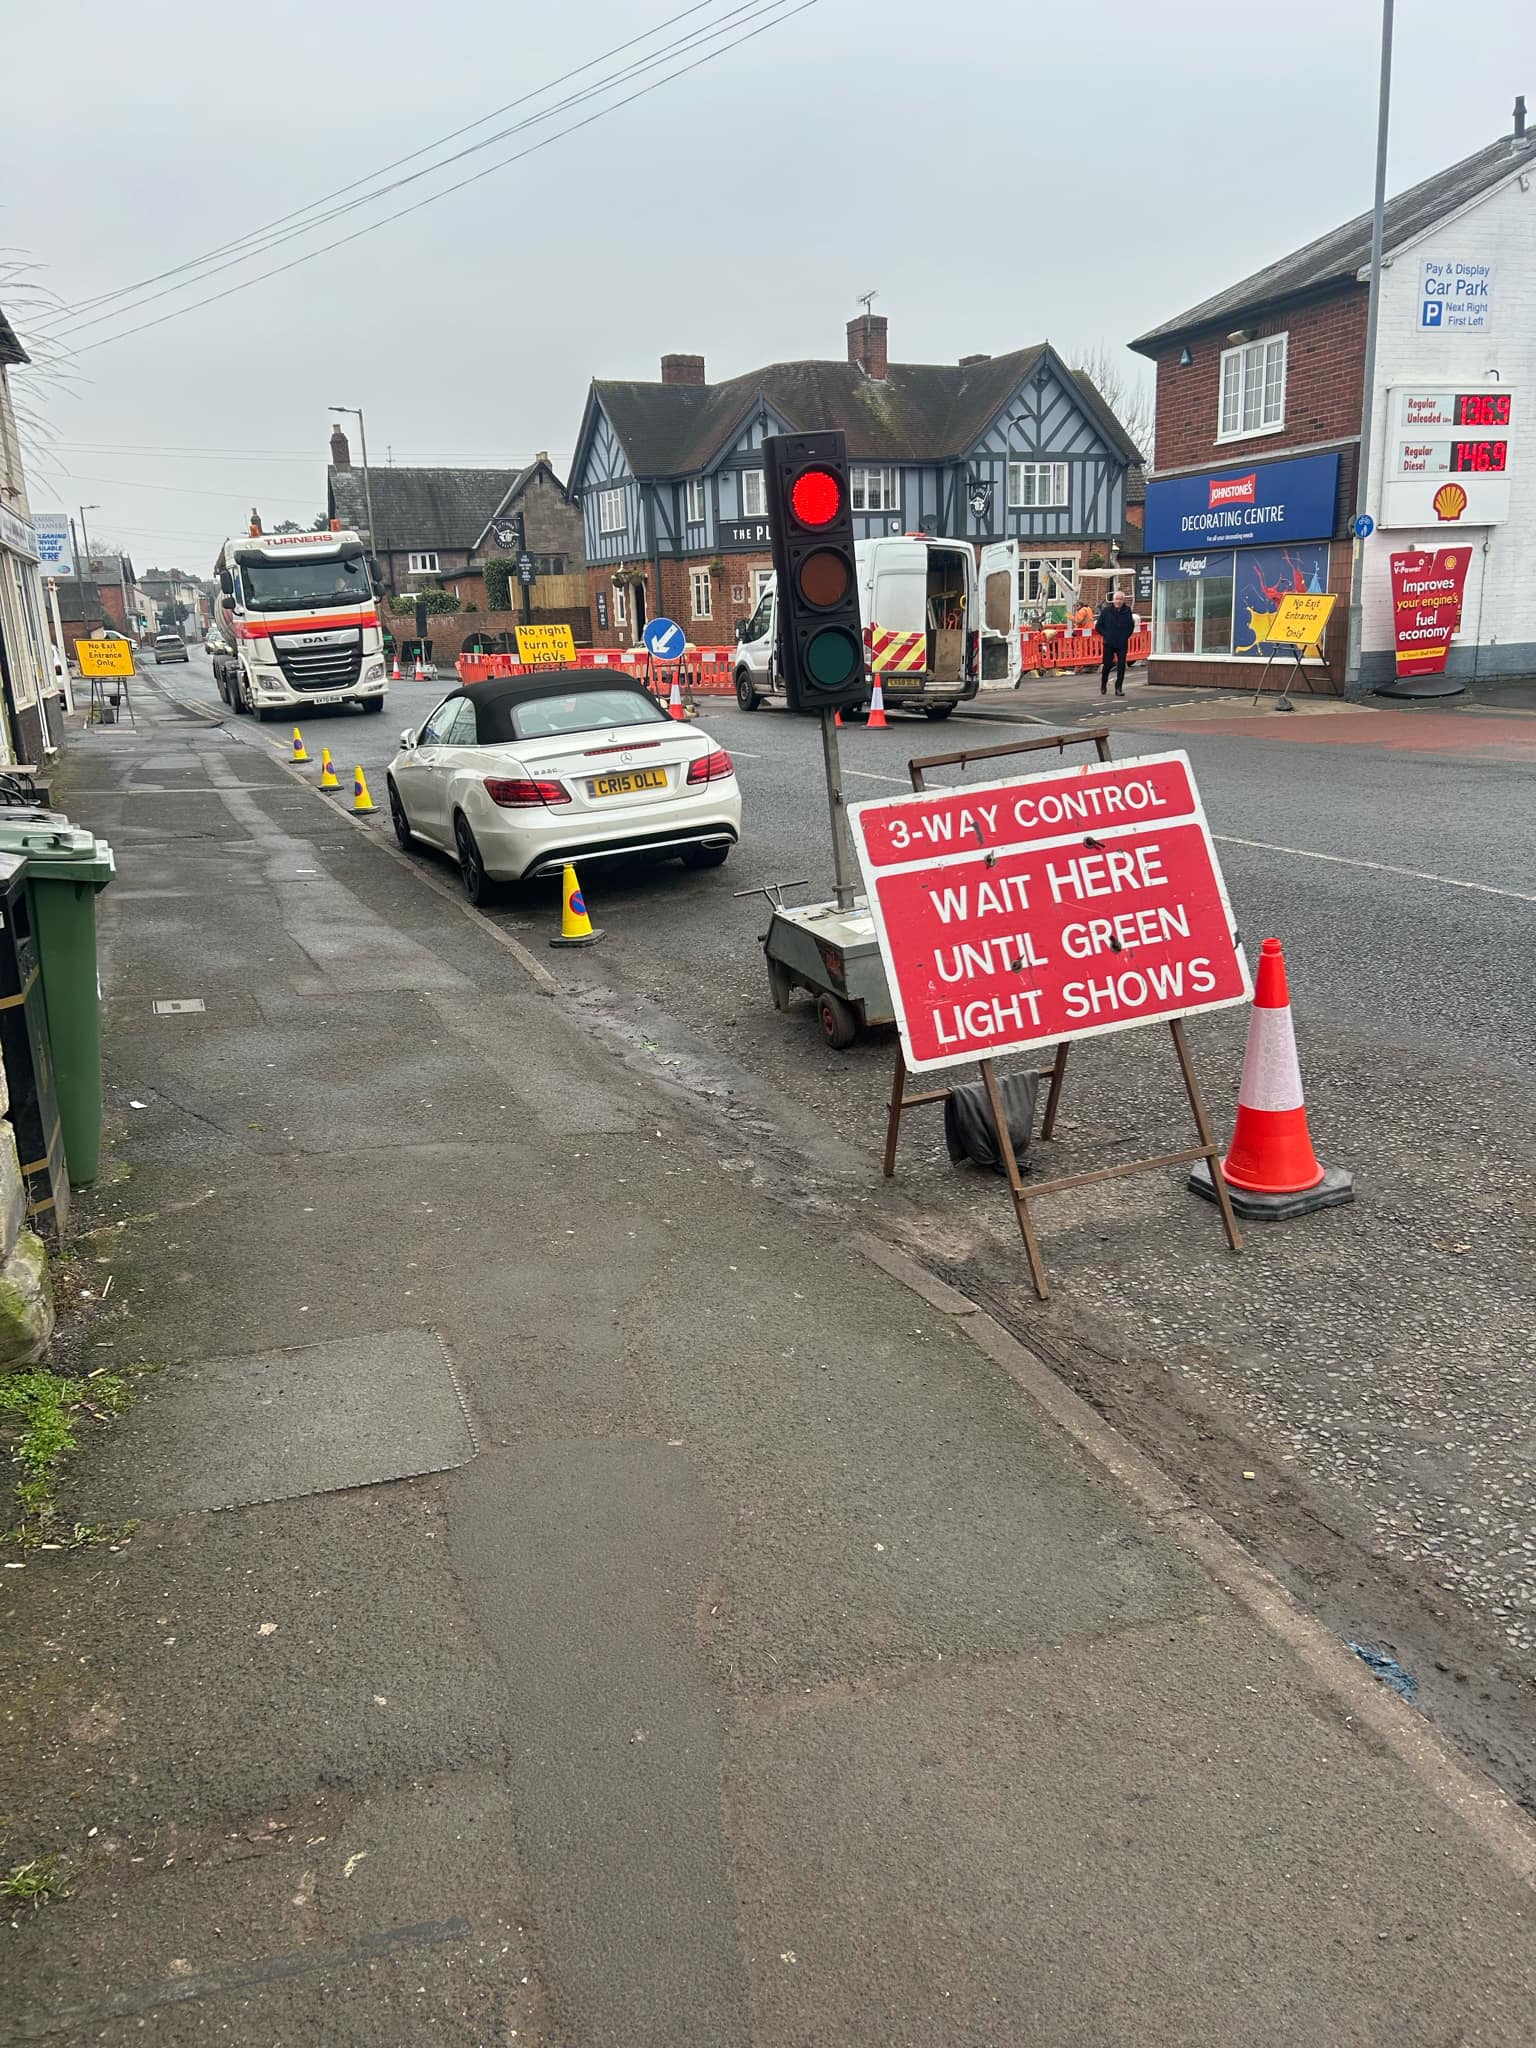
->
xmin=879 ymin=725 xmax=1243 ymax=1300
xmin=1250 ymin=634 xmax=1320 ymax=713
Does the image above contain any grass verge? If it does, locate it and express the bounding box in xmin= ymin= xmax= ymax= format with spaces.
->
xmin=0 ymin=1365 xmax=154 ymax=1551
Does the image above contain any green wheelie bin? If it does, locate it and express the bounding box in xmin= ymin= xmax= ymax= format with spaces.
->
xmin=0 ymin=816 xmax=115 ymax=1186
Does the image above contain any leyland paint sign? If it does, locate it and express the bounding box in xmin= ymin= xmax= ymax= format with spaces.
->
xmin=849 ymin=754 xmax=1250 ymax=1074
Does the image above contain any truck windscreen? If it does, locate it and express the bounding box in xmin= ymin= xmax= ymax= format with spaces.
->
xmin=237 ymin=552 xmax=371 ymax=610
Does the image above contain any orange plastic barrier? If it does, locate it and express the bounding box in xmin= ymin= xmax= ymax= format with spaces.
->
xmin=1019 ymin=628 xmax=1151 ymax=673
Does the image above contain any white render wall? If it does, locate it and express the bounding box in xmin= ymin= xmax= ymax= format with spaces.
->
xmin=1361 ymin=160 xmax=1536 ymax=680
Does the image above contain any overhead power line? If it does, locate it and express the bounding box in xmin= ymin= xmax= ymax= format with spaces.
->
xmin=45 ymin=1 xmax=798 ymax=348
xmin=38 ymin=0 xmax=725 ymax=330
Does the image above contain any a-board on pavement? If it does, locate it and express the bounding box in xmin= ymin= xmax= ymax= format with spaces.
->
xmin=85 ymin=1328 xmax=476 ymax=1516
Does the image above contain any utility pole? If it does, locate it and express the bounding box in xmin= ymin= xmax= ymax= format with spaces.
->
xmin=329 ymin=403 xmax=377 ymax=564
xmin=72 ymin=505 xmax=99 ymax=641
xmin=1344 ymin=0 xmax=1394 ymax=700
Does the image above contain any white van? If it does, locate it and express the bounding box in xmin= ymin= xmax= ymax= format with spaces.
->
xmin=733 ymin=536 xmax=1019 ymax=717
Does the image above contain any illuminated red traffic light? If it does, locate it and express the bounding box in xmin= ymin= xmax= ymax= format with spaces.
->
xmin=790 ymin=468 xmax=842 ymax=527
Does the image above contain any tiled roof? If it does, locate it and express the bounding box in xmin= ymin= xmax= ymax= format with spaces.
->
xmin=1131 ymin=129 xmax=1536 ymax=352
xmin=328 ymin=466 xmax=521 ymax=551
xmin=590 ymin=345 xmax=1141 ymax=478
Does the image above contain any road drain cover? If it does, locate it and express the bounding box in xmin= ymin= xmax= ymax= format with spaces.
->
xmin=87 ymin=1329 xmax=475 ymax=1516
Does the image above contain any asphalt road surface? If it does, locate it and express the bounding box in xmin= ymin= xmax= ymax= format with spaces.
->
xmin=155 ymin=649 xmax=1536 ymax=1802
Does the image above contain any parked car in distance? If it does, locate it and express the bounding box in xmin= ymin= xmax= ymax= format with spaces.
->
xmin=154 ymin=633 xmax=189 ymax=664
xmin=385 ymin=673 xmax=741 ymax=904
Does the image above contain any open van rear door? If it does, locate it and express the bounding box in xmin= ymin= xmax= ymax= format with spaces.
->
xmin=978 ymin=540 xmax=1020 ymax=686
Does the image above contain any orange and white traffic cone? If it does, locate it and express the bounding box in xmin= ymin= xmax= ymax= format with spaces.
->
xmin=391 ymin=652 xmax=401 ymax=681
xmin=867 ymin=678 xmax=888 ymax=729
xmin=1190 ymin=937 xmax=1353 ymax=1220
xmin=666 ymin=673 xmax=685 ymax=721
xmin=413 ymin=653 xmax=425 ymax=682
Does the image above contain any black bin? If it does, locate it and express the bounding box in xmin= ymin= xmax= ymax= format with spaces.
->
xmin=0 ymin=851 xmax=69 ymax=1235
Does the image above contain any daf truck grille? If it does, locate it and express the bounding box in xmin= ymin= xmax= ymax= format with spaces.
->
xmin=271 ymin=628 xmax=363 ymax=691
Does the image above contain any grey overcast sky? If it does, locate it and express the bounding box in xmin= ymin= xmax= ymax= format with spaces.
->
xmin=4 ymin=0 xmax=1533 ymax=570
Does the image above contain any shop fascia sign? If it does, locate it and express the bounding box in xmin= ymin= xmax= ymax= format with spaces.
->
xmin=1142 ymin=452 xmax=1339 ymax=553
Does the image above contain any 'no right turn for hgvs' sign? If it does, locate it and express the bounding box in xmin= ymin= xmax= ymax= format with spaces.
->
xmin=849 ymin=752 xmax=1251 ymax=1073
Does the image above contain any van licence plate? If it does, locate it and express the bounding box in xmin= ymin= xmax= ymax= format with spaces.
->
xmin=586 ymin=768 xmax=668 ymax=799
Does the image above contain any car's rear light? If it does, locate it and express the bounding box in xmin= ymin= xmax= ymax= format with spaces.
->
xmin=483 ymin=776 xmax=571 ymax=807
xmin=686 ymin=748 xmax=734 ymax=785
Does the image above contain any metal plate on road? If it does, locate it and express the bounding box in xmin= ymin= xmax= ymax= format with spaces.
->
xmin=83 ymin=1329 xmax=476 ymax=1516
xmin=849 ymin=751 xmax=1250 ymax=1073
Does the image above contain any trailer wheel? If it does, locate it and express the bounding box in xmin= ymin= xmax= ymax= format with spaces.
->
xmin=766 ymin=957 xmax=794 ymax=1012
xmin=816 ymin=991 xmax=858 ymax=1050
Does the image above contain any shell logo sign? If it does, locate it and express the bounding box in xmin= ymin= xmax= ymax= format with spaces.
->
xmin=1432 ymin=481 xmax=1468 ymax=522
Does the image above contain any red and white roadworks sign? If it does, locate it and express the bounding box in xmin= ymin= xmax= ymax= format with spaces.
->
xmin=849 ymin=752 xmax=1252 ymax=1073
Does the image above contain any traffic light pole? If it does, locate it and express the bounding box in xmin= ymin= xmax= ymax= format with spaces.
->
xmin=820 ymin=709 xmax=856 ymax=910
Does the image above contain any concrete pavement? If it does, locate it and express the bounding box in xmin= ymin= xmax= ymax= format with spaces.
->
xmin=2 ymin=677 xmax=1535 ymax=2043
xmin=148 ymin=649 xmax=1536 ymax=1809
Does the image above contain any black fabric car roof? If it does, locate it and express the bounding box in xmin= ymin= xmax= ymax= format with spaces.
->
xmin=447 ymin=673 xmax=657 ymax=746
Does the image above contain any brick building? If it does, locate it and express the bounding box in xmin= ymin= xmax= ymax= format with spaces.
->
xmin=568 ymin=318 xmax=1141 ymax=650
xmin=1130 ymin=104 xmax=1536 ymax=691
xmin=325 ymin=433 xmax=589 ymax=658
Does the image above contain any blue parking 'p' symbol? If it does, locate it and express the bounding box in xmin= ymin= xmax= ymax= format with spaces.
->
xmin=1422 ymin=300 xmax=1442 ymax=327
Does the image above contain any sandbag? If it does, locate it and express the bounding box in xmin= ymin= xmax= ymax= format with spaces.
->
xmin=943 ymin=1071 xmax=1039 ymax=1175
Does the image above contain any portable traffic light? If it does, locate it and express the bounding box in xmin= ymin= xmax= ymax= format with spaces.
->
xmin=764 ymin=430 xmax=865 ymax=714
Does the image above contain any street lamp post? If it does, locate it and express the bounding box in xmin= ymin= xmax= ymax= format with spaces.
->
xmin=329 ymin=404 xmax=377 ymax=570
xmin=72 ymin=504 xmax=99 ymax=639
xmin=1344 ymin=0 xmax=1394 ymax=700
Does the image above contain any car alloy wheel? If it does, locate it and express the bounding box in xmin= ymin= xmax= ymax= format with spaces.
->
xmin=387 ymin=779 xmax=413 ymax=851
xmin=454 ymin=814 xmax=493 ymax=905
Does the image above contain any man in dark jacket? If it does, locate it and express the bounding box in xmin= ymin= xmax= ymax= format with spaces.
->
xmin=1095 ymin=590 xmax=1136 ymax=695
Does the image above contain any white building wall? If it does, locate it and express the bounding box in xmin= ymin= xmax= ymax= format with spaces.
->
xmin=1361 ymin=163 xmax=1536 ymax=679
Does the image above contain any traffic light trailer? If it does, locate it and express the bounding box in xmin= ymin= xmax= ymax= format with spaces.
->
xmin=756 ymin=430 xmax=897 ymax=1050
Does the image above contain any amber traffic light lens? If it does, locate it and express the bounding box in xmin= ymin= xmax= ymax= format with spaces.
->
xmin=790 ymin=468 xmax=842 ymax=527
xmin=797 ymin=548 xmax=851 ymax=608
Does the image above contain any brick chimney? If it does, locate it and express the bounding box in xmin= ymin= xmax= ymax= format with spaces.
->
xmin=329 ymin=423 xmax=351 ymax=468
xmin=660 ymin=354 xmax=706 ymax=386
xmin=958 ymin=353 xmax=991 ymax=367
xmin=847 ymin=313 xmax=888 ymax=380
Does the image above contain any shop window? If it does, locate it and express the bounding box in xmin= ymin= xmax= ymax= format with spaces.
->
xmin=1218 ymin=335 xmax=1287 ymax=439
xmin=1153 ymin=553 xmax=1235 ymax=656
xmin=1232 ymin=545 xmax=1330 ymax=656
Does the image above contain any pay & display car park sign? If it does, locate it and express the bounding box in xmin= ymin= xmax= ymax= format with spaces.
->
xmin=849 ymin=753 xmax=1251 ymax=1073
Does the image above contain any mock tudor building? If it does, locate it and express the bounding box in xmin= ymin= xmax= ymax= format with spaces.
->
xmin=568 ymin=316 xmax=1141 ymax=648
xmin=1130 ymin=100 xmax=1536 ymax=691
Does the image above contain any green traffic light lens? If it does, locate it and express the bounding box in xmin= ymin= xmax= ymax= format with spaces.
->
xmin=805 ymin=626 xmax=860 ymax=687
xmin=798 ymin=548 xmax=851 ymax=608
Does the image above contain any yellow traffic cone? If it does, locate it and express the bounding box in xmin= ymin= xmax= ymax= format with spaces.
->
xmin=319 ymin=747 xmax=340 ymax=789
xmin=549 ymin=863 xmax=603 ymax=947
xmin=291 ymin=727 xmax=310 ymax=763
xmin=351 ymin=766 xmax=376 ymax=813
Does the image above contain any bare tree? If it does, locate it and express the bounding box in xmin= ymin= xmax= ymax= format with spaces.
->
xmin=1070 ymin=345 xmax=1153 ymax=465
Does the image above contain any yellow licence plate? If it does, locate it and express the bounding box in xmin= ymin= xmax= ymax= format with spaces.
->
xmin=586 ymin=767 xmax=668 ymax=799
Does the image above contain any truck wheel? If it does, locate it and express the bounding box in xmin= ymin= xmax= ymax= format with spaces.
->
xmin=735 ymin=669 xmax=761 ymax=712
xmin=816 ymin=991 xmax=858 ymax=1051
xmin=361 ymin=698 xmax=384 ymax=715
xmin=924 ymin=702 xmax=956 ymax=721
xmin=254 ymin=704 xmax=276 ymax=723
